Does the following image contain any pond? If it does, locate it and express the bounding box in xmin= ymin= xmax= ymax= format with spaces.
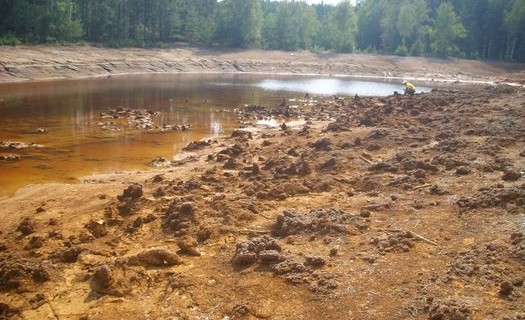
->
xmin=0 ymin=74 xmax=432 ymax=196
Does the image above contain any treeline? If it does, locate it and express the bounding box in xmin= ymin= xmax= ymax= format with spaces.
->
xmin=0 ymin=0 xmax=524 ymax=61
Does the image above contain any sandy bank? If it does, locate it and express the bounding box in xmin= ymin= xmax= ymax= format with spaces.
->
xmin=1 ymin=45 xmax=524 ymax=85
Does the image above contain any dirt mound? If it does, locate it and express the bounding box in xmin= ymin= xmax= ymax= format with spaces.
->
xmin=272 ymin=208 xmax=369 ymax=237
xmin=457 ymin=184 xmax=525 ymax=210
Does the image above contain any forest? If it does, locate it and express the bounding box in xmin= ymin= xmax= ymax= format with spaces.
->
xmin=0 ymin=0 xmax=524 ymax=61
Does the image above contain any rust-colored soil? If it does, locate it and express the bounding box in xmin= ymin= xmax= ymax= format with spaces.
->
xmin=0 ymin=83 xmax=525 ymax=319
xmin=0 ymin=80 xmax=524 ymax=319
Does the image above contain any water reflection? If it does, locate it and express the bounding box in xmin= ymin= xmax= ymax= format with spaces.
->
xmin=0 ymin=74 xmax=432 ymax=196
xmin=255 ymin=78 xmax=432 ymax=96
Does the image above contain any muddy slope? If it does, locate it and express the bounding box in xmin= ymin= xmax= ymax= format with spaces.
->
xmin=0 ymin=85 xmax=524 ymax=320
xmin=1 ymin=46 xmax=524 ymax=84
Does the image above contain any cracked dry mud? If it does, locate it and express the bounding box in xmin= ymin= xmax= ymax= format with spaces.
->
xmin=0 ymin=84 xmax=524 ymax=320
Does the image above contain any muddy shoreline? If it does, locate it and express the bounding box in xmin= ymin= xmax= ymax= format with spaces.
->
xmin=0 ymin=46 xmax=524 ymax=320
xmin=1 ymin=46 xmax=525 ymax=86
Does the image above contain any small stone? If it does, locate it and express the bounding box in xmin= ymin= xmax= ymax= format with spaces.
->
xmin=360 ymin=210 xmax=371 ymax=218
xmin=28 ymin=235 xmax=45 ymax=249
xmin=60 ymin=246 xmax=83 ymax=263
xmin=117 ymin=184 xmax=143 ymax=201
xmin=455 ymin=166 xmax=471 ymax=176
xmin=502 ymin=168 xmax=521 ymax=181
xmin=177 ymin=236 xmax=201 ymax=256
xmin=17 ymin=218 xmax=35 ymax=235
xmin=136 ymin=249 xmax=182 ymax=266
xmin=499 ymin=281 xmax=513 ymax=296
xmin=304 ymin=256 xmax=326 ymax=268
xmin=91 ymin=265 xmax=114 ymax=292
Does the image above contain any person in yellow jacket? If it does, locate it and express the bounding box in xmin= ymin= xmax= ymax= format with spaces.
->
xmin=403 ymin=80 xmax=416 ymax=96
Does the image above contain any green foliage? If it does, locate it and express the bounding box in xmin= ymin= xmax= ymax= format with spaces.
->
xmin=505 ymin=0 xmax=525 ymax=37
xmin=380 ymin=1 xmax=401 ymax=52
xmin=0 ymin=34 xmax=21 ymax=46
xmin=430 ymin=2 xmax=467 ymax=57
xmin=395 ymin=44 xmax=409 ymax=56
xmin=397 ymin=0 xmax=429 ymax=48
xmin=410 ymin=38 xmax=425 ymax=56
xmin=356 ymin=0 xmax=383 ymax=50
xmin=333 ymin=1 xmax=358 ymax=52
xmin=0 ymin=0 xmax=523 ymax=61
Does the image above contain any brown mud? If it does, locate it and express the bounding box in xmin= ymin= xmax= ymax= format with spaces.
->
xmin=0 ymin=76 xmax=524 ymax=319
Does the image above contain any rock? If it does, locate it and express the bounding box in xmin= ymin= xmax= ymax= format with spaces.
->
xmin=297 ymin=160 xmax=312 ymax=176
xmin=231 ymin=130 xmax=252 ymax=140
xmin=143 ymin=214 xmax=157 ymax=223
xmin=216 ymin=153 xmax=230 ymax=162
xmin=502 ymin=168 xmax=521 ymax=181
xmin=366 ymin=143 xmax=381 ymax=151
xmin=117 ymin=184 xmax=143 ymax=201
xmin=31 ymin=265 xmax=51 ymax=282
xmin=499 ymin=281 xmax=514 ymax=296
xmin=0 ymin=141 xmax=41 ymax=149
xmin=428 ymin=300 xmax=471 ymax=320
xmin=320 ymin=157 xmax=337 ymax=169
xmin=455 ymin=166 xmax=471 ymax=175
xmin=313 ymin=137 xmax=332 ymax=151
xmin=232 ymin=250 xmax=258 ymax=266
xmin=136 ymin=249 xmax=182 ymax=266
xmin=223 ymin=158 xmax=237 ymax=169
xmin=91 ymin=265 xmax=114 ymax=293
xmin=0 ymin=154 xmax=20 ymax=161
xmin=304 ymin=256 xmax=326 ymax=268
xmin=272 ymin=208 xmax=366 ymax=237
xmin=456 ymin=184 xmax=525 ymax=210
xmin=183 ymin=140 xmax=210 ymax=151
xmin=510 ymin=232 xmax=523 ymax=245
xmin=59 ymin=246 xmax=84 ymax=263
xmin=85 ymin=220 xmax=108 ymax=238
xmin=360 ymin=210 xmax=371 ymax=218
xmin=29 ymin=293 xmax=46 ymax=309
xmin=152 ymin=174 xmax=164 ymax=183
xmin=177 ymin=236 xmax=201 ymax=256
xmin=361 ymin=254 xmax=377 ymax=264
xmin=27 ymin=235 xmax=45 ymax=249
xmin=117 ymin=202 xmax=134 ymax=216
xmin=371 ymin=231 xmax=415 ymax=253
xmin=232 ymin=236 xmax=282 ymax=266
xmin=272 ymin=259 xmax=307 ymax=276
xmin=429 ymin=185 xmax=448 ymax=195
xmin=258 ymin=250 xmax=286 ymax=264
xmin=150 ymin=157 xmax=171 ymax=167
xmin=512 ymin=277 xmax=524 ymax=287
xmin=163 ymin=201 xmax=197 ymax=235
xmin=17 ymin=218 xmax=35 ymax=235
xmin=153 ymin=187 xmax=166 ymax=197
xmin=180 ymin=202 xmax=195 ymax=215
xmin=196 ymin=227 xmax=212 ymax=242
xmin=0 ymin=303 xmax=18 ymax=318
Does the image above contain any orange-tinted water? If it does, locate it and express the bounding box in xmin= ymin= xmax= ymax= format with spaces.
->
xmin=1 ymin=73 xmax=434 ymax=196
xmin=0 ymin=74 xmax=290 ymax=196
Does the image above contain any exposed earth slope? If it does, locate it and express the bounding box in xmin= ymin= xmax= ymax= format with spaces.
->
xmin=1 ymin=46 xmax=524 ymax=85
